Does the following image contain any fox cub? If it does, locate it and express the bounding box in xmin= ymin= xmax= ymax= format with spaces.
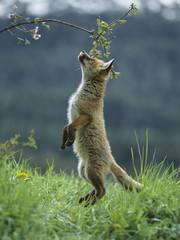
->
xmin=60 ymin=50 xmax=143 ymax=206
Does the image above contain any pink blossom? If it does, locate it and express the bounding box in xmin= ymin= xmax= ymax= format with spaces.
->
xmin=35 ymin=26 xmax=39 ymax=33
xmin=7 ymin=5 xmax=17 ymax=19
xmin=32 ymin=26 xmax=41 ymax=40
xmin=33 ymin=33 xmax=41 ymax=40
xmin=30 ymin=26 xmax=41 ymax=40
xmin=13 ymin=5 xmax=18 ymax=12
xmin=7 ymin=13 xmax=15 ymax=19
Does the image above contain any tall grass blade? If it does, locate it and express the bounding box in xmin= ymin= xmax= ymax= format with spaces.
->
xmin=145 ymin=129 xmax=148 ymax=173
xmin=131 ymin=147 xmax=139 ymax=181
xmin=134 ymin=130 xmax=142 ymax=161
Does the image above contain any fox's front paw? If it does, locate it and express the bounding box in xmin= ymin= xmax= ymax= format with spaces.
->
xmin=59 ymin=124 xmax=76 ymax=150
xmin=65 ymin=133 xmax=75 ymax=147
xmin=59 ymin=133 xmax=75 ymax=150
xmin=59 ymin=143 xmax=66 ymax=150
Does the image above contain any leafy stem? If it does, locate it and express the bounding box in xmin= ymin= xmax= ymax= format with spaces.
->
xmin=95 ymin=3 xmax=138 ymax=41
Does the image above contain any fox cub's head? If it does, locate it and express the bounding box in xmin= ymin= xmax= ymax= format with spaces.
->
xmin=78 ymin=50 xmax=114 ymax=82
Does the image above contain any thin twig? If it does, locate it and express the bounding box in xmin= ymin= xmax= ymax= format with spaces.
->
xmin=7 ymin=29 xmax=22 ymax=41
xmin=95 ymin=5 xmax=134 ymax=40
xmin=0 ymin=19 xmax=94 ymax=35
xmin=14 ymin=26 xmax=28 ymax=32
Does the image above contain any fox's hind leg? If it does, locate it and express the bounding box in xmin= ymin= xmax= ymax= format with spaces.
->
xmin=79 ymin=189 xmax=96 ymax=204
xmin=78 ymin=160 xmax=96 ymax=204
xmin=84 ymin=168 xmax=106 ymax=206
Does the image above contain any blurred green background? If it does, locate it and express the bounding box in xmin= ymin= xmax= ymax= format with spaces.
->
xmin=0 ymin=0 xmax=180 ymax=173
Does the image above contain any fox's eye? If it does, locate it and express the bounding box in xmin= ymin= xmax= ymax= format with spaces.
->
xmin=90 ymin=59 xmax=94 ymax=64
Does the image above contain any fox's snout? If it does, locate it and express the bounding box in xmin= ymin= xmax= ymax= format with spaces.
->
xmin=78 ymin=50 xmax=92 ymax=64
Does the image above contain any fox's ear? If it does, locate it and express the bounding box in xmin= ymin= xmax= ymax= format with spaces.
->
xmin=102 ymin=59 xmax=114 ymax=71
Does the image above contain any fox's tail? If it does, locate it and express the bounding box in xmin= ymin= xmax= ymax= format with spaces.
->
xmin=110 ymin=160 xmax=143 ymax=192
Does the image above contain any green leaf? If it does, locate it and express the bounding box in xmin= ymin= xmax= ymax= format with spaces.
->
xmin=30 ymin=129 xmax=35 ymax=136
xmin=41 ymin=22 xmax=50 ymax=30
xmin=111 ymin=70 xmax=120 ymax=80
xmin=25 ymin=39 xmax=31 ymax=45
xmin=23 ymin=137 xmax=37 ymax=149
xmin=17 ymin=37 xmax=24 ymax=44
xmin=135 ymin=8 xmax=140 ymax=13
xmin=25 ymin=18 xmax=30 ymax=22
xmin=97 ymin=18 xmax=101 ymax=25
xmin=101 ymin=21 xmax=109 ymax=28
xmin=14 ymin=14 xmax=19 ymax=23
xmin=111 ymin=22 xmax=116 ymax=27
xmin=34 ymin=17 xmax=40 ymax=23
xmin=93 ymin=41 xmax=97 ymax=48
xmin=107 ymin=28 xmax=113 ymax=36
xmin=118 ymin=20 xmax=127 ymax=24
xmin=45 ymin=25 xmax=50 ymax=30
xmin=98 ymin=26 xmax=102 ymax=34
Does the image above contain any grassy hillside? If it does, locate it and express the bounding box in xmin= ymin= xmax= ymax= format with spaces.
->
xmin=0 ymin=134 xmax=179 ymax=240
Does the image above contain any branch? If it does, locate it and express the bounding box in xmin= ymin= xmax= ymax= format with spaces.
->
xmin=95 ymin=3 xmax=136 ymax=40
xmin=0 ymin=3 xmax=139 ymax=79
xmin=0 ymin=19 xmax=94 ymax=35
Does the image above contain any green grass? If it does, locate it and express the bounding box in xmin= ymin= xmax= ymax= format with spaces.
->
xmin=0 ymin=133 xmax=180 ymax=240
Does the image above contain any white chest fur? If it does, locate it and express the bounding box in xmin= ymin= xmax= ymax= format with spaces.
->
xmin=67 ymin=92 xmax=80 ymax=123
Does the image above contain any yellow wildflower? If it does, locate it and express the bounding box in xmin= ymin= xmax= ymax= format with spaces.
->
xmin=114 ymin=224 xmax=122 ymax=229
xmin=16 ymin=172 xmax=28 ymax=179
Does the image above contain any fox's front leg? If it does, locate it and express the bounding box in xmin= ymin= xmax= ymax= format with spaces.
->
xmin=59 ymin=125 xmax=69 ymax=150
xmin=59 ymin=114 xmax=91 ymax=150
